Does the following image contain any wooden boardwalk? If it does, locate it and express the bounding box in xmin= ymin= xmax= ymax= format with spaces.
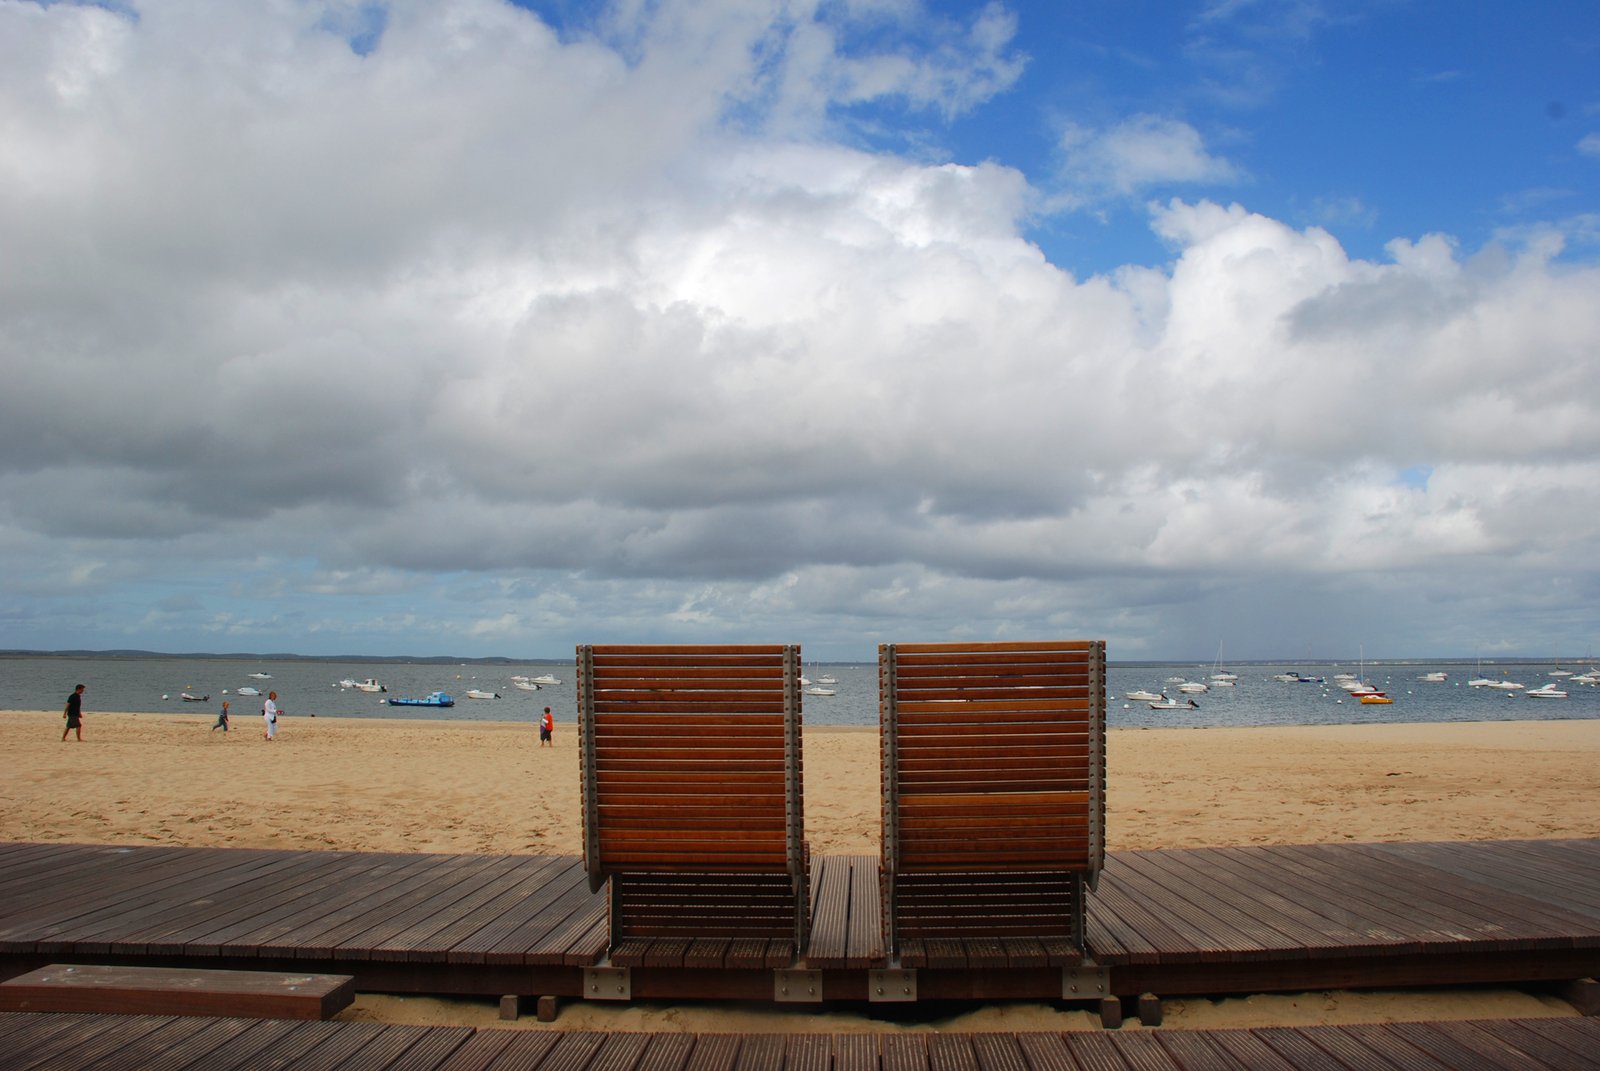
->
xmin=3 ymin=1012 xmax=1598 ymax=1070
xmin=2 ymin=840 xmax=1598 ymax=1002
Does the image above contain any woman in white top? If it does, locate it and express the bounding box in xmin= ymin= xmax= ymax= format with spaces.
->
xmin=263 ymin=692 xmax=279 ymax=740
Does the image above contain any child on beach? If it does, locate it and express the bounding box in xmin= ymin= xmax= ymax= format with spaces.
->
xmin=539 ymin=707 xmax=553 ymax=747
xmin=213 ymin=700 xmax=229 ymax=732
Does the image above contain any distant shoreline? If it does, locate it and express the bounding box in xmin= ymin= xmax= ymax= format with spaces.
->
xmin=4 ymin=648 xmax=1590 ymax=668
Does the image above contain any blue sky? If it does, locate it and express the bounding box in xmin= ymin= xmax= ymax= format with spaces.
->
xmin=2 ymin=0 xmax=1599 ymax=662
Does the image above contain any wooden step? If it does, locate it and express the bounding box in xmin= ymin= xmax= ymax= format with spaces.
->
xmin=0 ymin=963 xmax=355 ymax=1020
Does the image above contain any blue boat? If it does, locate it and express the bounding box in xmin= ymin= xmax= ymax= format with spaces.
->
xmin=386 ymin=691 xmax=455 ymax=708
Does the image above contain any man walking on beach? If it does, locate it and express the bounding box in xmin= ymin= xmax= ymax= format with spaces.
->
xmin=62 ymin=684 xmax=85 ymax=741
xmin=263 ymin=691 xmax=279 ymax=740
xmin=540 ymin=707 xmax=553 ymax=747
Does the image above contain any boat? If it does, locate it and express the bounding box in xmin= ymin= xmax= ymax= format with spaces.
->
xmin=1359 ymin=694 xmax=1394 ymax=705
xmin=816 ymin=674 xmax=838 ymax=685
xmin=180 ymin=693 xmax=209 ymax=702
xmin=387 ymin=691 xmax=455 ymax=708
xmin=525 ymin=674 xmax=561 ymax=686
xmin=1526 ymin=683 xmax=1569 ymax=699
xmin=1208 ymin=642 xmax=1238 ymax=683
xmin=511 ymin=679 xmax=541 ymax=691
xmin=1417 ymin=671 xmax=1448 ymax=682
xmin=247 ymin=672 xmax=271 ymax=679
xmin=464 ymin=689 xmax=501 ymax=700
xmin=1273 ymin=672 xmax=1325 ymax=684
xmin=1124 ymin=689 xmax=1164 ymax=702
xmin=351 ymin=678 xmax=386 ymax=693
xmin=1148 ymin=697 xmax=1199 ymax=710
xmin=1176 ymin=681 xmax=1209 ymax=694
xmin=806 ymin=687 xmax=836 ymax=696
xmin=237 ymin=686 xmax=260 ymax=696
xmin=336 ymin=678 xmax=359 ymax=689
xmin=1485 ymin=680 xmax=1525 ymax=691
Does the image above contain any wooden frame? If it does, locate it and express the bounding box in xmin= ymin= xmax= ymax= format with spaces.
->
xmin=880 ymin=640 xmax=1106 ymax=965
xmin=578 ymin=644 xmax=807 ymax=959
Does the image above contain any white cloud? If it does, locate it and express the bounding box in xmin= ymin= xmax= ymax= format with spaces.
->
xmin=1579 ymin=132 xmax=1600 ymax=158
xmin=1 ymin=2 xmax=1598 ymax=659
xmin=1058 ymin=114 xmax=1242 ymax=200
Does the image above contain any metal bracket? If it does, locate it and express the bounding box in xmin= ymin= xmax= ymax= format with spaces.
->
xmin=774 ymin=969 xmax=823 ymax=1003
xmin=583 ymin=966 xmax=631 ymax=1001
xmin=868 ymin=968 xmax=917 ymax=1002
xmin=1062 ymin=963 xmax=1111 ymax=1001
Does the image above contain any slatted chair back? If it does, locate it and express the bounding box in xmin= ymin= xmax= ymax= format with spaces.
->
xmin=880 ymin=640 xmax=1106 ymax=964
xmin=578 ymin=644 xmax=807 ymax=953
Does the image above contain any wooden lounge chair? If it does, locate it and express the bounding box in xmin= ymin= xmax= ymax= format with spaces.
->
xmin=577 ymin=643 xmax=807 ymax=968
xmin=879 ymin=640 xmax=1106 ymax=968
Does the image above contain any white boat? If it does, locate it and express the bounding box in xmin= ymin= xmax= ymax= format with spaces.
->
xmin=1417 ymin=671 xmax=1447 ymax=682
xmin=806 ymin=687 xmax=836 ymax=696
xmin=337 ymin=678 xmax=359 ymax=689
xmin=523 ymin=674 xmax=561 ymax=686
xmin=352 ymin=679 xmax=386 ymax=693
xmin=1526 ymin=683 xmax=1568 ymax=699
xmin=248 ymin=672 xmax=271 ymax=679
xmin=1209 ymin=678 xmax=1236 ymax=687
xmin=816 ymin=675 xmax=838 ymax=685
xmin=237 ymin=686 xmax=260 ymax=696
xmin=1176 ymin=681 xmax=1209 ymax=694
xmin=464 ymin=689 xmax=501 ymax=700
xmin=1125 ymin=690 xmax=1164 ymax=702
xmin=1148 ymin=698 xmax=1199 ymax=710
xmin=1484 ymin=680 xmax=1525 ymax=691
xmin=511 ymin=680 xmax=541 ymax=691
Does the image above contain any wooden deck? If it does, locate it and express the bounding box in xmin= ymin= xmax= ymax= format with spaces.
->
xmin=2 ymin=840 xmax=1598 ymax=1003
xmin=3 ymin=1012 xmax=1598 ymax=1070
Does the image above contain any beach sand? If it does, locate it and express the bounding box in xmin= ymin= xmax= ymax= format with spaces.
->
xmin=3 ymin=710 xmax=1596 ymax=1031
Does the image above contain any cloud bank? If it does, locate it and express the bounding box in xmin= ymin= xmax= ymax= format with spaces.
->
xmin=2 ymin=0 xmax=1598 ymax=659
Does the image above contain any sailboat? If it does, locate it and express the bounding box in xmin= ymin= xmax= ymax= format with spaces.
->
xmin=1208 ymin=642 xmax=1238 ymax=685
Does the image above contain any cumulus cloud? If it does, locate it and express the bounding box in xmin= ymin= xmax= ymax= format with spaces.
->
xmin=1057 ymin=114 xmax=1242 ymax=200
xmin=2 ymin=0 xmax=1598 ymax=659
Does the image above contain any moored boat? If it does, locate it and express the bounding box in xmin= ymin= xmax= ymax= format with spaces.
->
xmin=352 ymin=678 xmax=386 ymax=693
xmin=387 ymin=691 xmax=454 ymax=708
xmin=180 ymin=692 xmax=209 ymax=702
xmin=1125 ymin=689 xmax=1164 ymax=702
xmin=1526 ymin=683 xmax=1569 ymax=699
xmin=464 ymin=689 xmax=501 ymax=700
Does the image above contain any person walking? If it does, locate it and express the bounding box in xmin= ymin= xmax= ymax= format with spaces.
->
xmin=62 ymin=684 xmax=85 ymax=742
xmin=263 ymin=691 xmax=279 ymax=740
xmin=212 ymin=700 xmax=230 ymax=732
xmin=539 ymin=707 xmax=554 ymax=747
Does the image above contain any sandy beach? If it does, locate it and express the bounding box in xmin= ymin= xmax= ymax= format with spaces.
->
xmin=3 ymin=709 xmax=1597 ymax=1030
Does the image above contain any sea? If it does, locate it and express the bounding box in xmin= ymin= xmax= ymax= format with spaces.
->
xmin=3 ymin=653 xmax=1597 ymax=729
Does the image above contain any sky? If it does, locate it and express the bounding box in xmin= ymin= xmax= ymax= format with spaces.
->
xmin=2 ymin=0 xmax=1598 ymax=663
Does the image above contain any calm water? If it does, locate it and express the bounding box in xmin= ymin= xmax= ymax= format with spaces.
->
xmin=3 ymin=654 xmax=1597 ymax=728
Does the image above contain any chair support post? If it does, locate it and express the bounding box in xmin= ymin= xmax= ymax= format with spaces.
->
xmin=879 ymin=642 xmax=900 ymax=961
xmin=576 ymin=644 xmax=603 ymax=893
